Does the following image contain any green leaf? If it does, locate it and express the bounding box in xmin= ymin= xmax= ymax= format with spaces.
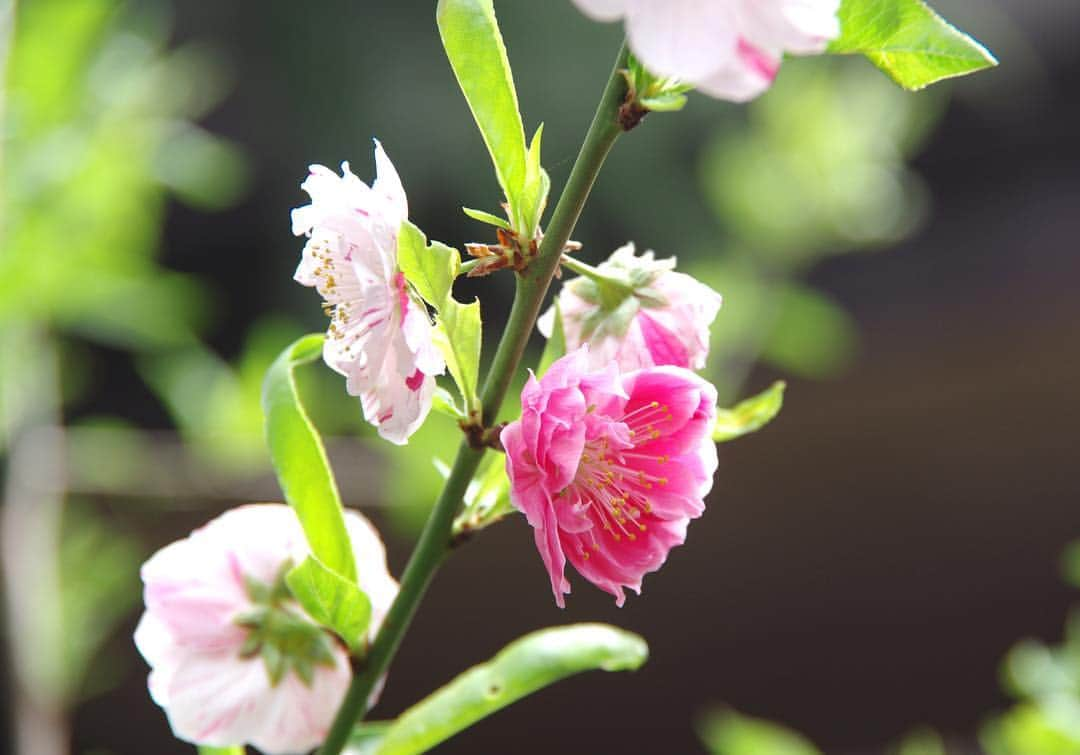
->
xmin=433 ymin=299 xmax=482 ymax=416
xmin=344 ymin=723 xmax=393 ymax=755
xmin=431 ymin=385 xmax=466 ymax=420
xmin=537 ymin=300 xmax=566 ymax=377
xmin=894 ymin=726 xmax=946 ymax=755
xmin=828 ymin=0 xmax=997 ymax=90
xmin=515 ymin=123 xmax=550 ymax=238
xmin=462 ymin=207 xmax=512 ymax=232
xmin=437 ymin=0 xmax=527 ymax=210
xmin=262 ymin=334 xmax=357 ymax=582
xmin=397 ymin=220 xmax=460 ymax=309
xmin=369 ymin=624 xmax=648 ymax=755
xmin=713 ymin=381 xmax=786 ymax=443
xmin=198 ymin=746 xmax=245 ymax=755
xmin=453 ymin=449 xmax=513 ymax=535
xmin=698 ymin=708 xmax=822 ymax=755
xmin=285 ymin=556 xmax=372 ymax=652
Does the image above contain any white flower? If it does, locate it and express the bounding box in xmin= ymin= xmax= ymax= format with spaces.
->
xmin=571 ymin=0 xmax=841 ymax=101
xmin=134 ymin=504 xmax=398 ymax=755
xmin=540 ymin=243 xmax=722 ymax=372
xmin=292 ymin=141 xmax=444 ymax=445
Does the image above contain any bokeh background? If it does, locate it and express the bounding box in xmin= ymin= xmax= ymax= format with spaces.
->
xmin=2 ymin=0 xmax=1079 ymax=753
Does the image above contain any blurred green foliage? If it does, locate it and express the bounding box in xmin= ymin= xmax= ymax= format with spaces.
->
xmin=698 ymin=708 xmax=822 ymax=755
xmin=0 ymin=0 xmax=252 ymax=720
xmin=698 ymin=541 xmax=1080 ymax=755
xmin=692 ymin=59 xmax=944 ymax=398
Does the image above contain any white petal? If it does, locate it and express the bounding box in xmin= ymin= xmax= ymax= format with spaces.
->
xmin=570 ymin=0 xmax=630 ymax=22
xmin=736 ymin=0 xmax=841 ymax=55
xmin=695 ymin=38 xmax=781 ymax=102
xmin=141 ymin=537 xmax=249 ymax=651
xmin=163 ymin=651 xmax=277 ymax=749
xmin=624 ymin=0 xmax=739 ymax=82
xmin=247 ymin=654 xmax=352 ymax=755
xmin=372 ymin=140 xmax=408 ymax=228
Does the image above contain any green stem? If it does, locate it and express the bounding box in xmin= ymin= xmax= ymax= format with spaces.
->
xmin=317 ymin=42 xmax=630 ymax=755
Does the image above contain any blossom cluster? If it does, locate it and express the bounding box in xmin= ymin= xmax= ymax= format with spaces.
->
xmin=290 ymin=145 xmax=724 ymax=608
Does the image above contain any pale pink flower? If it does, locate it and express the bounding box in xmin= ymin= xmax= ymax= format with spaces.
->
xmin=570 ymin=0 xmax=841 ymax=101
xmin=134 ymin=504 xmax=398 ymax=754
xmin=501 ymin=348 xmax=718 ymax=607
xmin=539 ymin=243 xmax=722 ymax=372
xmin=292 ymin=141 xmax=444 ymax=445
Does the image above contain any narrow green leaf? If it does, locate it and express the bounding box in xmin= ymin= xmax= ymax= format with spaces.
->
xmin=698 ymin=708 xmax=822 ymax=755
xmin=286 ymin=556 xmax=372 ymax=652
xmin=433 ymin=299 xmax=482 ymax=416
xmin=371 ymin=624 xmax=648 ymax=755
xmin=262 ymin=335 xmax=357 ymax=582
xmin=828 ymin=0 xmax=997 ymax=90
xmin=639 ymin=93 xmax=688 ymax=112
xmin=344 ymin=722 xmax=393 ymax=755
xmin=198 ymin=746 xmax=245 ymax=755
xmin=437 ymin=0 xmax=527 ymax=205
xmin=537 ymin=300 xmax=566 ymax=377
xmin=397 ymin=220 xmax=460 ymax=309
xmin=431 ymin=385 xmax=465 ymax=420
xmin=713 ymin=381 xmax=786 ymax=443
xmin=462 ymin=207 xmax=512 ymax=232
xmin=515 ymin=123 xmax=550 ymax=238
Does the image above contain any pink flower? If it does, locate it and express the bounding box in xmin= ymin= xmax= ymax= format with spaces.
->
xmin=570 ymin=0 xmax=841 ymax=101
xmin=501 ymin=348 xmax=718 ymax=607
xmin=134 ymin=504 xmax=398 ymax=754
xmin=292 ymin=141 xmax=444 ymax=445
xmin=539 ymin=243 xmax=722 ymax=372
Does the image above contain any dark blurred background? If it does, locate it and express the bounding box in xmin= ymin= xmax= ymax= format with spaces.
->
xmin=2 ymin=0 xmax=1079 ymax=753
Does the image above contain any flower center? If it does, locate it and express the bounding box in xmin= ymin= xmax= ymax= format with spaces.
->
xmin=571 ymin=401 xmax=673 ymax=555
xmin=234 ymin=561 xmax=339 ymax=687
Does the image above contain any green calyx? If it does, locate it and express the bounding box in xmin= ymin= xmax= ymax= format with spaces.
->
xmin=619 ymin=53 xmax=693 ymax=129
xmin=561 ymin=245 xmax=674 ymax=320
xmin=235 ymin=561 xmax=340 ymax=687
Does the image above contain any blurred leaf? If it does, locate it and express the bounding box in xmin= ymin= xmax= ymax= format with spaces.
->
xmin=436 ymin=0 xmax=527 ymax=227
xmin=1061 ymin=541 xmax=1080 ymax=589
xmin=763 ymin=285 xmax=859 ymax=379
xmin=1002 ymin=638 xmax=1078 ymax=701
xmin=198 ymin=747 xmax=245 ymax=755
xmin=367 ymin=624 xmax=647 ymax=755
xmin=379 ymin=411 xmax=459 ymax=535
xmin=262 ymin=334 xmax=357 ymax=582
xmin=153 ymin=123 xmax=249 ymax=210
xmin=433 ymin=299 xmax=482 ymax=417
xmin=453 ymin=450 xmax=513 ymax=535
xmin=714 ymin=381 xmax=786 ymax=443
xmin=60 ymin=502 xmax=142 ymax=702
xmin=698 ymin=708 xmax=822 ymax=755
xmin=894 ymin=726 xmax=946 ymax=755
xmin=701 ymin=60 xmax=935 ymax=263
xmin=286 ymin=556 xmax=371 ymax=652
xmin=397 ymin=220 xmax=460 ymax=309
xmin=829 ymin=0 xmax=997 ymax=90
xmin=981 ymin=700 xmax=1080 ymax=755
